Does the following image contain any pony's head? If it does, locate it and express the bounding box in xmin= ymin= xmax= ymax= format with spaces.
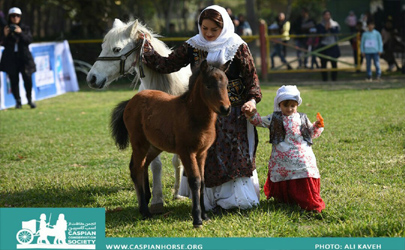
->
xmin=194 ymin=60 xmax=231 ymax=116
xmin=86 ymin=19 xmax=154 ymax=89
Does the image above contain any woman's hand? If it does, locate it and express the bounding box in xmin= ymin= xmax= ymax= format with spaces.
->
xmin=138 ymin=33 xmax=151 ymax=53
xmin=241 ymin=100 xmax=257 ymax=118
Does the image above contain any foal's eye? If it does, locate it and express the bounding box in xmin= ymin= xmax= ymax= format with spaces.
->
xmin=113 ymin=47 xmax=121 ymax=53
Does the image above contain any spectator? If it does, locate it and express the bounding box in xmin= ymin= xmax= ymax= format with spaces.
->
xmin=345 ymin=11 xmax=357 ymax=33
xmin=225 ymin=7 xmax=239 ymax=32
xmin=276 ymin=12 xmax=290 ymax=58
xmin=0 ymin=7 xmax=36 ymax=108
xmin=316 ymin=10 xmax=341 ymax=81
xmin=292 ymin=8 xmax=316 ymax=68
xmin=269 ymin=20 xmax=292 ymax=70
xmin=307 ymin=27 xmax=320 ymax=69
xmin=236 ymin=14 xmax=252 ymax=36
xmin=360 ymin=11 xmax=371 ymax=31
xmin=350 ymin=21 xmax=364 ymax=72
xmin=361 ymin=19 xmax=383 ymax=81
xmin=381 ymin=16 xmax=404 ymax=72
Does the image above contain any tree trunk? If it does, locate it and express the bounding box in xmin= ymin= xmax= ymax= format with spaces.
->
xmin=245 ymin=0 xmax=257 ymax=34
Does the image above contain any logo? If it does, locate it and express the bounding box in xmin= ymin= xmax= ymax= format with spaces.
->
xmin=1 ymin=208 xmax=104 ymax=250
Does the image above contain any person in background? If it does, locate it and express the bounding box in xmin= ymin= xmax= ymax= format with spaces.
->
xmin=316 ymin=10 xmax=341 ymax=81
xmin=0 ymin=7 xmax=36 ymax=109
xmin=292 ymin=8 xmax=316 ymax=69
xmin=345 ymin=11 xmax=357 ymax=33
xmin=276 ymin=12 xmax=290 ymax=58
xmin=236 ymin=14 xmax=252 ymax=36
xmin=226 ymin=7 xmax=239 ymax=32
xmin=361 ymin=19 xmax=383 ymax=81
xmin=351 ymin=21 xmax=364 ymax=72
xmin=306 ymin=27 xmax=320 ymax=69
xmin=269 ymin=20 xmax=292 ymax=70
xmin=381 ymin=16 xmax=404 ymax=72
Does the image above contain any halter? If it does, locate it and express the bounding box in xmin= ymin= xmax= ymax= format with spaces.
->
xmin=96 ymin=36 xmax=145 ymax=77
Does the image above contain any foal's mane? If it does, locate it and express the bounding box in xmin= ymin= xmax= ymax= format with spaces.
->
xmin=181 ymin=62 xmax=217 ymax=101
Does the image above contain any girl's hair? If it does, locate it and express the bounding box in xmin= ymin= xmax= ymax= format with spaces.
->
xmin=279 ymin=100 xmax=298 ymax=107
xmin=199 ymin=9 xmax=223 ymax=29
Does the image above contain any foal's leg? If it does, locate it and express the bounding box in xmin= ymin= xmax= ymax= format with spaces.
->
xmin=129 ymin=152 xmax=151 ymax=218
xmin=172 ymin=154 xmax=185 ymax=200
xmin=180 ymin=154 xmax=203 ymax=228
xmin=196 ymin=151 xmax=209 ymax=221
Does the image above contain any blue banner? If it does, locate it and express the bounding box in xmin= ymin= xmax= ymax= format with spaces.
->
xmin=1 ymin=208 xmax=404 ymax=250
xmin=0 ymin=41 xmax=79 ymax=110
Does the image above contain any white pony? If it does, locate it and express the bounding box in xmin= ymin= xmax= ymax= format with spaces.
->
xmin=86 ymin=19 xmax=190 ymax=213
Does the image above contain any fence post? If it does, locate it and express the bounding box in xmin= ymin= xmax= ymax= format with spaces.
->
xmin=356 ymin=32 xmax=361 ymax=72
xmin=259 ymin=19 xmax=268 ymax=81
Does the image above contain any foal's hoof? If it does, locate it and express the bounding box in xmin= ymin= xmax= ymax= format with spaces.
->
xmin=193 ymin=224 xmax=203 ymax=229
xmin=150 ymin=203 xmax=164 ymax=214
xmin=202 ymin=214 xmax=211 ymax=221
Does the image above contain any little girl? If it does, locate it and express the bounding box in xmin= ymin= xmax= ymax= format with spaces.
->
xmin=242 ymin=85 xmax=325 ymax=212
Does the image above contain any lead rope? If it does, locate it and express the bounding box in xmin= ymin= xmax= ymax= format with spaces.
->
xmin=138 ymin=33 xmax=146 ymax=78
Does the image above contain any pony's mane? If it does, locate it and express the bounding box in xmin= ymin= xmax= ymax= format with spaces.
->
xmin=102 ymin=19 xmax=190 ymax=95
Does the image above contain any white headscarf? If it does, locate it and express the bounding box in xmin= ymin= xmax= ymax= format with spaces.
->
xmin=274 ymin=85 xmax=302 ymax=112
xmin=186 ymin=5 xmax=246 ymax=66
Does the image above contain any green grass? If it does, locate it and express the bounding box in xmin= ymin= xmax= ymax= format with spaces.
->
xmin=1 ymin=79 xmax=404 ymax=237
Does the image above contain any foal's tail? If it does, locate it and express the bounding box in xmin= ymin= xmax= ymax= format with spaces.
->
xmin=110 ymin=100 xmax=130 ymax=150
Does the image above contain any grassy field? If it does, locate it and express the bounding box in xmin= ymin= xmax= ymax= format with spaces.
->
xmin=1 ymin=79 xmax=404 ymax=237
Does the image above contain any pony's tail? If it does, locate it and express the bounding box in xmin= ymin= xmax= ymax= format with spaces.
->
xmin=110 ymin=100 xmax=130 ymax=150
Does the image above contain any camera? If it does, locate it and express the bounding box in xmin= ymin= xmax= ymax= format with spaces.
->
xmin=9 ymin=24 xmax=17 ymax=32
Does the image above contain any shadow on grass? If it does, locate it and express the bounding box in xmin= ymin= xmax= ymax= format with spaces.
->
xmin=1 ymin=185 xmax=126 ymax=208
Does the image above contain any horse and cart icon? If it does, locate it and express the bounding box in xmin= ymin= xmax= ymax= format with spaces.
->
xmin=16 ymin=213 xmax=67 ymax=245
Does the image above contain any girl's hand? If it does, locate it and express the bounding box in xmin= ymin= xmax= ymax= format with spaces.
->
xmin=315 ymin=112 xmax=324 ymax=128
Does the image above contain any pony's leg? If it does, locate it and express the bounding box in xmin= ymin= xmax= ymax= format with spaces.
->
xmin=180 ymin=154 xmax=202 ymax=228
xmin=146 ymin=149 xmax=164 ymax=214
xmin=196 ymin=151 xmax=209 ymax=221
xmin=129 ymin=152 xmax=152 ymax=219
xmin=172 ymin=154 xmax=185 ymax=200
xmin=150 ymin=156 xmax=163 ymax=213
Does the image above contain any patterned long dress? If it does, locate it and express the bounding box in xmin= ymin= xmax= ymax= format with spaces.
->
xmin=142 ymin=41 xmax=262 ymax=210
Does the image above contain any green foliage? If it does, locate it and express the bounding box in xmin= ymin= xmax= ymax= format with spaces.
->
xmin=1 ymin=80 xmax=404 ymax=237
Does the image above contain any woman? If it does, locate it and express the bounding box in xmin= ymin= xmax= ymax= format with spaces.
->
xmin=0 ymin=7 xmax=36 ymax=109
xmin=316 ymin=10 xmax=341 ymax=81
xmin=141 ymin=5 xmax=262 ymax=212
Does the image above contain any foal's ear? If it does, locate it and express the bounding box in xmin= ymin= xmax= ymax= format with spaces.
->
xmin=200 ymin=60 xmax=209 ymax=72
xmin=220 ymin=60 xmax=231 ymax=72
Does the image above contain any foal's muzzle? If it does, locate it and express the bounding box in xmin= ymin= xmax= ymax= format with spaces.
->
xmin=219 ymin=105 xmax=231 ymax=116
